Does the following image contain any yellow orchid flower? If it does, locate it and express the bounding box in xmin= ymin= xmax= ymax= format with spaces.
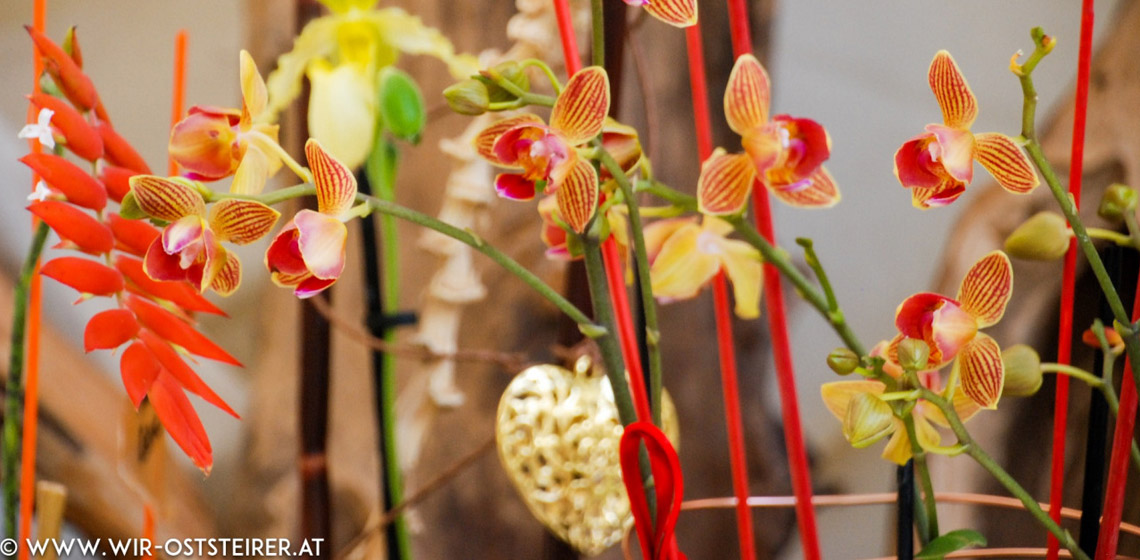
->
xmin=264 ymin=0 xmax=478 ymax=168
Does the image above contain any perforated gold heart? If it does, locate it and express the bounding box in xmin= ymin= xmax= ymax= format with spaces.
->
xmin=495 ymin=357 xmax=678 ymax=556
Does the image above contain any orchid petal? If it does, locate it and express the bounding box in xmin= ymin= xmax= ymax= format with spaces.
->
xmin=473 ymin=114 xmax=544 ymax=164
xmin=143 ymin=239 xmax=190 ymax=284
xmin=820 ymin=380 xmax=885 ymax=420
xmin=265 ymin=226 xmax=309 ymax=281
xmin=929 ymin=50 xmax=978 ymax=129
xmin=168 ymin=111 xmax=239 ymax=179
xmin=366 ymin=8 xmax=480 ymax=78
xmin=295 ymin=210 xmax=348 ymax=280
xmin=494 ymin=173 xmax=538 ymax=201
xmin=211 ymin=253 xmax=242 ymax=297
xmin=895 ymin=292 xmax=977 ymax=366
xmin=239 ymin=50 xmax=268 ymax=122
xmin=306 ymin=60 xmax=376 ymax=170
xmin=958 ymin=334 xmax=1004 ymax=409
xmin=649 ymin=222 xmax=720 ymax=301
xmin=229 ymin=144 xmax=271 ymax=196
xmin=305 ymin=139 xmax=359 ymax=217
xmin=956 ymin=250 xmax=1013 ymax=328
xmin=715 ymin=234 xmax=763 ymax=319
xmin=40 ymin=257 xmax=124 ymax=297
xmin=926 ymin=124 xmax=975 ymax=183
xmin=697 ymin=149 xmax=756 ymax=215
xmin=162 ymin=216 xmax=205 ymax=255
xmin=27 ymin=200 xmax=113 ymax=255
xmin=208 ymin=199 xmax=280 ymax=245
xmin=974 ymin=132 xmax=1039 ymax=194
xmin=600 ymin=118 xmax=643 ymax=177
xmin=129 ymin=175 xmax=205 ymax=222
xmin=894 ymin=133 xmax=944 ymax=190
xmin=85 ymin=309 xmax=139 ymax=352
xmin=724 ymin=54 xmax=770 ymax=136
xmin=644 ymin=217 xmax=693 ymax=262
xmin=550 ymin=67 xmax=610 ymax=145
xmin=767 ymin=166 xmax=841 ymax=208
xmin=911 ymin=180 xmax=966 ymax=210
xmin=912 ymin=414 xmax=943 ymax=452
xmin=880 ymin=423 xmax=913 ymax=465
xmin=643 ymin=0 xmax=698 ymax=27
xmin=294 ymin=276 xmax=338 ymax=299
xmin=264 ymin=16 xmax=338 ymax=121
xmin=555 ymin=159 xmax=599 ymax=233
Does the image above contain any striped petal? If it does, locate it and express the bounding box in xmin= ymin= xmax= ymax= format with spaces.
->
xmin=130 ymin=175 xmax=205 ymax=222
xmin=85 ymin=309 xmax=139 ymax=352
xmin=126 ymin=296 xmax=240 ymax=366
xmin=305 ymin=139 xmax=358 ymax=217
xmin=911 ymin=180 xmax=966 ymax=210
xmin=41 ymin=257 xmax=124 ymax=297
xmin=120 ymin=341 xmax=160 ymax=408
xmin=767 ymin=166 xmax=841 ymax=208
xmin=958 ymin=334 xmax=1004 ymax=409
xmin=555 ymin=159 xmax=599 ymax=233
xmin=550 ymin=67 xmax=610 ymax=145
xmin=974 ymin=132 xmax=1039 ymax=194
xmin=697 ymin=149 xmax=756 ymax=215
xmin=27 ymin=200 xmax=113 ymax=255
xmin=147 ymin=371 xmax=213 ymax=474
xmin=295 ymin=210 xmax=348 ymax=280
xmin=649 ymin=222 xmax=720 ymax=302
xmin=208 ymin=199 xmax=280 ymax=245
xmin=928 ymin=50 xmax=978 ymax=129
xmin=20 ymin=153 xmax=107 ymax=211
xmin=643 ymin=0 xmax=698 ymax=27
xmin=473 ymin=114 xmax=544 ymax=164
xmin=724 ymin=54 xmax=770 ymax=136
xmin=956 ymin=250 xmax=1012 ymax=328
xmin=210 ymin=253 xmax=242 ymax=297
xmin=821 ymin=380 xmax=886 ymax=420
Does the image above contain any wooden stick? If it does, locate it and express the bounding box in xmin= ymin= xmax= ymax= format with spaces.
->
xmin=33 ymin=482 xmax=65 ymax=560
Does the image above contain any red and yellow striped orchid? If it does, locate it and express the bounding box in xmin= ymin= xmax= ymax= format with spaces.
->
xmin=894 ymin=51 xmax=1039 ymax=209
xmin=538 ymin=191 xmax=629 ymax=260
xmin=168 ymin=50 xmax=284 ymax=195
xmin=643 ymin=216 xmax=762 ymax=319
xmin=892 ymin=251 xmax=1013 ymax=409
xmin=621 ymin=0 xmax=697 ymax=28
xmin=265 ymin=139 xmax=359 ymax=298
xmin=475 ymin=67 xmax=610 ymax=233
xmin=698 ymin=54 xmax=839 ymax=215
xmin=131 ymin=175 xmax=280 ymax=296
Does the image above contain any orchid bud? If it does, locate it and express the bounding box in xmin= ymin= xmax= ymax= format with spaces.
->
xmin=1001 ymin=344 xmax=1042 ymax=397
xmin=896 ymin=338 xmax=930 ymax=372
xmin=843 ymin=393 xmax=895 ymax=448
xmin=1004 ymin=211 xmax=1070 ymax=261
xmin=118 ymin=191 xmax=148 ymax=221
xmin=1082 ymin=326 xmax=1124 ymax=355
xmin=377 ymin=67 xmax=425 ymax=144
xmin=485 ymin=61 xmax=530 ymax=102
xmin=1098 ymin=183 xmax=1137 ymax=222
xmin=827 ymin=348 xmax=860 ymax=376
xmin=444 ymin=79 xmax=490 ymax=116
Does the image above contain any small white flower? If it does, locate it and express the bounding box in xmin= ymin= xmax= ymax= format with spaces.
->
xmin=18 ymin=108 xmax=56 ymax=150
xmin=27 ymin=181 xmax=53 ymax=203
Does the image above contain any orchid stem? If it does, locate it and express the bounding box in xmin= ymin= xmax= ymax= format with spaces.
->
xmin=1086 ymin=227 xmax=1135 ymax=248
xmin=520 ymin=59 xmax=563 ymax=94
xmin=590 ymin=0 xmax=605 ymax=68
xmin=580 ymin=234 xmax=638 ymax=426
xmin=1088 ymin=320 xmax=1140 ymax=474
xmin=1040 ymin=363 xmax=1104 ymax=388
xmin=3 ymin=221 xmax=49 ymax=544
xmin=1123 ymin=212 xmax=1140 ymax=253
xmin=903 ymin=417 xmax=938 ymax=545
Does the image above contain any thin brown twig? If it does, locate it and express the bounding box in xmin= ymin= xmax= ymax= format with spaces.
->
xmin=308 ymin=294 xmax=529 ymax=371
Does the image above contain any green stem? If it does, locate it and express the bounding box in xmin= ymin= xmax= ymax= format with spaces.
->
xmin=1086 ymin=227 xmax=1135 ymax=248
xmin=1089 ymin=320 xmax=1140 ymax=473
xmin=580 ymin=235 xmax=638 ymax=426
xmin=204 ymin=183 xmax=315 ymax=206
xmin=598 ymin=150 xmax=664 ymax=426
xmin=487 ymin=74 xmax=555 ymax=108
xmin=1123 ymin=212 xmax=1140 ymax=253
xmin=3 ymin=222 xmax=50 ymax=544
xmin=921 ymin=387 xmax=1089 ymax=560
xmin=903 ymin=417 xmax=939 ymax=545
xmin=590 ymin=0 xmax=605 ymax=68
xmin=520 ymin=59 xmax=563 ymax=94
xmin=1040 ymin=363 xmax=1104 ymax=388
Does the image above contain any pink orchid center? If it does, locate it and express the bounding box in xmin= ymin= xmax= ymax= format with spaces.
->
xmin=495 ymin=125 xmax=572 ymax=183
xmin=744 ymin=116 xmax=830 ymax=186
xmin=925 ymin=123 xmax=975 ymax=183
xmin=896 ymin=293 xmax=978 ymax=365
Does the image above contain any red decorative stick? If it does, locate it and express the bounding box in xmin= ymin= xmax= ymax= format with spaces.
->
xmin=1049 ymin=2 xmax=1095 ymax=559
xmin=683 ymin=23 xmax=756 ymax=560
xmin=1096 ymin=289 xmax=1140 ymax=559
xmin=18 ymin=2 xmax=47 ymax=558
xmin=723 ymin=0 xmax=822 ymax=556
xmin=169 ymin=30 xmax=187 ymax=176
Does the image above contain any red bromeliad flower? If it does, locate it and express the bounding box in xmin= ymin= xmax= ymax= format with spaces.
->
xmin=893 ymin=251 xmax=1013 ymax=408
xmin=894 ymin=51 xmax=1039 ymax=209
xmin=168 ymin=50 xmax=282 ymax=195
xmin=698 ymin=54 xmax=839 ymax=215
xmin=265 ymin=139 xmax=358 ymax=298
xmin=620 ymin=0 xmax=697 ymax=28
xmin=475 ymin=67 xmax=611 ymax=233
xmin=132 ymin=175 xmax=279 ymax=296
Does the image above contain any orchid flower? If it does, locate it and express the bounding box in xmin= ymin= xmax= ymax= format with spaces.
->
xmin=475 ymin=67 xmax=611 ymax=233
xmin=263 ymin=0 xmax=478 ymax=168
xmin=539 ymin=191 xmax=629 ymax=260
xmin=620 ymin=0 xmax=698 ymax=28
xmin=894 ymin=51 xmax=1039 ymax=209
xmin=265 ymin=139 xmax=359 ymax=298
xmin=821 ymin=343 xmax=981 ymax=465
xmin=132 ymin=175 xmax=280 ymax=296
xmin=892 ymin=250 xmax=1013 ymax=408
xmin=643 ymin=216 xmax=762 ymax=319
xmin=18 ymin=108 xmax=56 ymax=150
xmin=698 ymin=54 xmax=839 ymax=215
xmin=168 ymin=50 xmax=284 ymax=195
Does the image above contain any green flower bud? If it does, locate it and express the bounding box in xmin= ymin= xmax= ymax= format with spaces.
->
xmin=444 ymin=79 xmax=491 ymax=116
xmin=843 ymin=392 xmax=895 ymax=448
xmin=1004 ymin=211 xmax=1071 ymax=261
xmin=118 ymin=190 xmax=147 ymax=220
xmin=827 ymin=348 xmax=860 ymax=376
xmin=896 ymin=338 xmax=930 ymax=372
xmin=1001 ymin=344 xmax=1042 ymax=397
xmin=377 ymin=67 xmax=425 ymax=144
xmin=1098 ymin=183 xmax=1138 ymax=222
xmin=485 ymin=61 xmax=530 ymax=102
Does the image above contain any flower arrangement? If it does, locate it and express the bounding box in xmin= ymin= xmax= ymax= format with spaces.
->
xmin=7 ymin=0 xmax=1140 ymax=559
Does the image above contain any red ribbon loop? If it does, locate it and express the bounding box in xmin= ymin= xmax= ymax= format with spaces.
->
xmin=619 ymin=421 xmax=686 ymax=560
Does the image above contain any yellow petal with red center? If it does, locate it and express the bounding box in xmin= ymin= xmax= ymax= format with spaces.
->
xmin=295 ymin=209 xmax=349 ymax=280
xmin=306 ymin=60 xmax=376 ymax=169
xmin=974 ymin=132 xmax=1039 ymax=194
xmin=911 ymin=179 xmax=966 ymax=210
xmin=130 ymin=175 xmax=206 ymax=222
xmin=555 ymin=159 xmax=599 ymax=233
xmin=929 ymin=50 xmax=978 ymax=129
xmin=550 ymin=66 xmax=610 ymax=145
xmin=926 ymin=124 xmax=975 ymax=184
xmin=305 ymin=139 xmax=359 ymax=217
xmin=649 ymin=222 xmax=720 ymax=301
xmin=697 ymin=148 xmax=756 ymax=215
xmin=210 ymin=253 xmax=242 ymax=297
xmin=643 ymin=0 xmax=698 ymax=27
xmin=712 ymin=229 xmax=763 ymax=319
xmin=724 ymin=54 xmax=771 ymax=136
xmin=767 ymin=166 xmax=841 ymax=208
xmin=958 ymin=333 xmax=1004 ymax=409
xmin=208 ymin=199 xmax=280 ymax=245
xmin=820 ymin=380 xmax=886 ymax=420
xmin=239 ymin=50 xmax=268 ymax=124
xmin=474 ymin=114 xmax=545 ymax=165
xmin=230 ymin=145 xmax=271 ymax=196
xmin=956 ymin=250 xmax=1012 ymax=328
